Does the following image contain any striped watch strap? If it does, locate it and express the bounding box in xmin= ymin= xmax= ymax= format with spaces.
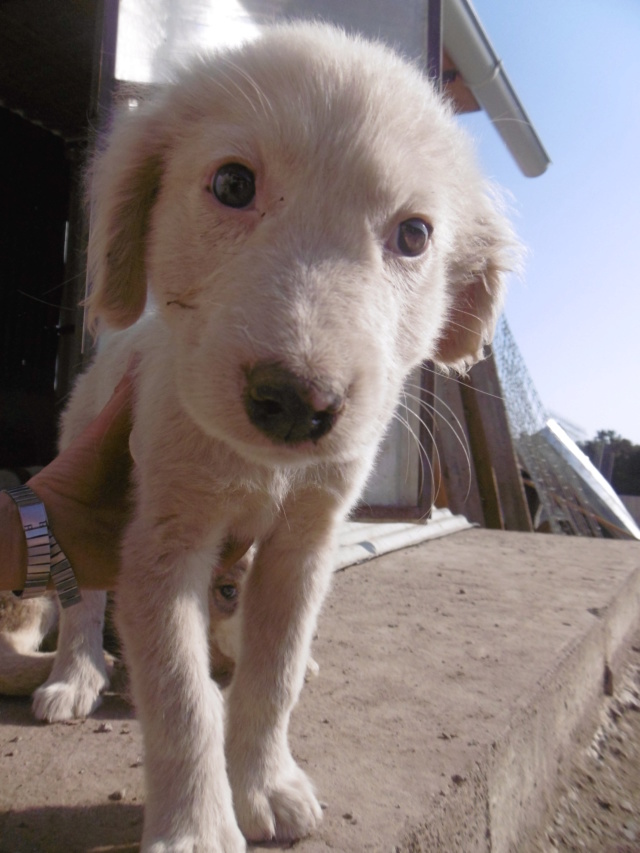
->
xmin=50 ymin=533 xmax=82 ymax=608
xmin=6 ymin=485 xmax=50 ymax=598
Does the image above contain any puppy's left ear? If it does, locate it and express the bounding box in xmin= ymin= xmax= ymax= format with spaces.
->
xmin=433 ymin=196 xmax=519 ymax=372
xmin=85 ymin=105 xmax=167 ymax=332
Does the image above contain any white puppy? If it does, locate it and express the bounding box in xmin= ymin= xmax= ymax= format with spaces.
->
xmin=9 ymin=23 xmax=516 ymax=851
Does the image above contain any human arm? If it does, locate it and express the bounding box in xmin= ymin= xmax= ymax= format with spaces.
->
xmin=1 ymin=367 xmax=135 ymax=592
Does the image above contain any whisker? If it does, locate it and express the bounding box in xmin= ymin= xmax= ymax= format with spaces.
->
xmin=403 ymin=390 xmax=472 ymax=502
xmin=442 ymin=317 xmax=481 ymax=337
xmin=405 ymin=383 xmax=471 ymax=445
xmin=16 ymin=290 xmax=75 ymax=312
xmin=210 ymin=68 xmax=261 ymax=118
xmin=394 ymin=400 xmax=441 ymax=508
xmin=399 ymin=388 xmax=427 ymax=486
xmin=404 ymin=389 xmax=465 ymax=446
xmin=447 ymin=306 xmax=483 ymax=322
xmin=411 ymin=368 xmax=506 ymax=402
xmin=419 ymin=411 xmax=441 ymax=508
xmin=218 ymin=60 xmax=273 ymax=119
xmin=399 ymin=398 xmax=440 ymax=489
xmin=392 ymin=407 xmax=426 ymax=494
xmin=41 ymin=268 xmax=87 ymax=299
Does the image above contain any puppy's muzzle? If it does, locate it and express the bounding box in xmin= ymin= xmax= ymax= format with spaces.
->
xmin=243 ymin=362 xmax=345 ymax=445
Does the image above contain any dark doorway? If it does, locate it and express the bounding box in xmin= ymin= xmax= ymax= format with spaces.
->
xmin=0 ymin=0 xmax=100 ymax=474
xmin=0 ymin=108 xmax=70 ymax=469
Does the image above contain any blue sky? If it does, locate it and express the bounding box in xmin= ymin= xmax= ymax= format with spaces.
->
xmin=458 ymin=0 xmax=640 ymax=443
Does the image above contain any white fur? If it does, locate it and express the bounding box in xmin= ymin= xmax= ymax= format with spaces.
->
xmin=5 ymin=24 xmax=517 ymax=851
xmin=0 ymin=596 xmax=57 ymax=695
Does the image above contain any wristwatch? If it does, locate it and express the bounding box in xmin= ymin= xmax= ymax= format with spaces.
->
xmin=6 ymin=485 xmax=51 ymax=598
xmin=6 ymin=484 xmax=82 ymax=608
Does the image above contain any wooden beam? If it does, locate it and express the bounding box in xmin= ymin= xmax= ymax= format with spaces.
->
xmin=433 ymin=373 xmax=485 ymax=525
xmin=459 ymin=354 xmax=533 ymax=532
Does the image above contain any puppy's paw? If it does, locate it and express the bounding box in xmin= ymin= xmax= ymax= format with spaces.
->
xmin=32 ymin=677 xmax=106 ymax=722
xmin=233 ymin=762 xmax=322 ymax=843
xmin=32 ymin=657 xmax=112 ymax=722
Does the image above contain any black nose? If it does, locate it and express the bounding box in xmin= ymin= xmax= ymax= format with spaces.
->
xmin=243 ymin=363 xmax=345 ymax=445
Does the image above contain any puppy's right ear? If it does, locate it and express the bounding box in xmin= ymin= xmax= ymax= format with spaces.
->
xmin=85 ymin=107 xmax=166 ymax=331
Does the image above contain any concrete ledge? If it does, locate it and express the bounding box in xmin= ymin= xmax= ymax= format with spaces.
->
xmin=292 ymin=529 xmax=640 ymax=852
xmin=0 ymin=529 xmax=638 ymax=852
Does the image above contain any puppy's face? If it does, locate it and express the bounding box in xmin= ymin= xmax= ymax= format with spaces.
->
xmin=88 ymin=26 xmax=516 ymax=469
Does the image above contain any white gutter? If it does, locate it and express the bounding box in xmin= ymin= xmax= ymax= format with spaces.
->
xmin=443 ymin=0 xmax=551 ymax=177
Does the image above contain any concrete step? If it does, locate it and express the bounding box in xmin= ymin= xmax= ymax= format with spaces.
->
xmin=292 ymin=529 xmax=640 ymax=852
xmin=0 ymin=529 xmax=638 ymax=852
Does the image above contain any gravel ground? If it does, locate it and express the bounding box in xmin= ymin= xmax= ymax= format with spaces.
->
xmin=530 ymin=650 xmax=640 ymax=853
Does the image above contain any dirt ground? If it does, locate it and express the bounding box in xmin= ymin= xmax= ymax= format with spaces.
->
xmin=530 ymin=652 xmax=640 ymax=853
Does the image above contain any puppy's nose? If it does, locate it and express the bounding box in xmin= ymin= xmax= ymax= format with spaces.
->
xmin=243 ymin=362 xmax=345 ymax=445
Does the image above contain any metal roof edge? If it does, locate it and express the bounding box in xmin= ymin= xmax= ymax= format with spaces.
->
xmin=443 ymin=0 xmax=551 ymax=177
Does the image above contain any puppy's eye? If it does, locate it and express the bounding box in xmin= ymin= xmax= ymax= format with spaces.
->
xmin=211 ymin=163 xmax=256 ymax=209
xmin=217 ymin=584 xmax=237 ymax=602
xmin=212 ymin=580 xmax=239 ymax=615
xmin=389 ymin=218 xmax=432 ymax=257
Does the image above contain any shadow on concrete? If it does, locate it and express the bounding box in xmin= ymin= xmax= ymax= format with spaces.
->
xmin=0 ymin=693 xmax=134 ymax=728
xmin=0 ymin=803 xmax=142 ymax=853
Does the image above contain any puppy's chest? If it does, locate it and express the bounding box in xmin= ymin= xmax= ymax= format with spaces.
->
xmin=225 ymin=487 xmax=282 ymax=539
xmin=213 ymin=469 xmax=299 ymax=540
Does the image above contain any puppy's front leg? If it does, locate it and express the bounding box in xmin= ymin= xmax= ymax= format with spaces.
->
xmin=226 ymin=499 xmax=339 ymax=843
xmin=32 ymin=591 xmax=110 ymax=721
xmin=117 ymin=522 xmax=246 ymax=853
